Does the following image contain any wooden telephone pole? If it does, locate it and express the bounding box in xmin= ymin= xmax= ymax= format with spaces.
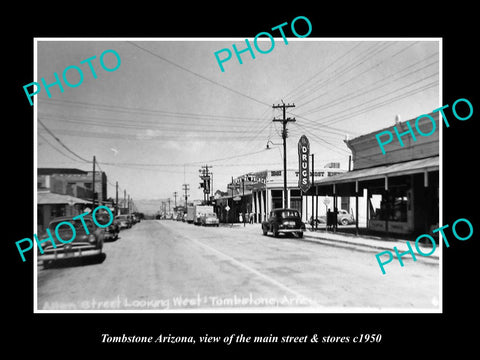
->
xmin=273 ymin=102 xmax=296 ymax=209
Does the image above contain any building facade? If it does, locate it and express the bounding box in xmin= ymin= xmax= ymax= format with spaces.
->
xmin=38 ymin=168 xmax=107 ymax=203
xmin=37 ymin=168 xmax=108 ymax=233
xmin=215 ymin=164 xmax=348 ymax=224
xmin=313 ymin=112 xmax=439 ymax=236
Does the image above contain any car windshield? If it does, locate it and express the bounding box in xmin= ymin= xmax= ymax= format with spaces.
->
xmin=49 ymin=219 xmax=95 ymax=234
xmin=278 ymin=210 xmax=300 ymax=218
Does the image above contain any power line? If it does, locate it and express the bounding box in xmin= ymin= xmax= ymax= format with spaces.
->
xmin=291 ymin=122 xmax=350 ymax=156
xmin=299 ymin=56 xmax=439 ymax=116
xmin=40 ymin=98 xmax=266 ymax=123
xmin=319 ymin=79 xmax=439 ymax=127
xmin=127 ymin=41 xmax=271 ymax=108
xmin=39 ymin=116 xmax=263 ymax=134
xmin=38 ymin=133 xmax=85 ymax=163
xmin=283 ymin=42 xmax=364 ymax=101
xmin=38 ymin=119 xmax=90 ymax=163
xmin=37 ymin=127 xmax=269 ymax=142
xmin=290 ymin=42 xmax=390 ymax=105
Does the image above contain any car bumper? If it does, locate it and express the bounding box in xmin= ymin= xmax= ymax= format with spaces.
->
xmin=39 ymin=245 xmax=102 ymax=261
xmin=104 ymin=232 xmax=117 ymax=240
xmin=204 ymin=221 xmax=219 ymax=226
xmin=278 ymin=229 xmax=303 ymax=233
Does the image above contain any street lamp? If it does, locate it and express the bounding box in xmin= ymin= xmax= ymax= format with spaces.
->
xmin=265 ymin=140 xmax=282 ymax=150
xmin=266 ymin=139 xmax=289 ymax=209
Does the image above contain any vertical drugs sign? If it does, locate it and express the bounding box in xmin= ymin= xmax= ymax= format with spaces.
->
xmin=298 ymin=135 xmax=311 ymax=193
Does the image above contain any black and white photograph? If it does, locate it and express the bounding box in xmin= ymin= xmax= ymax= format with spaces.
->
xmin=33 ymin=38 xmax=441 ymax=312
xmin=6 ymin=7 xmax=478 ymax=354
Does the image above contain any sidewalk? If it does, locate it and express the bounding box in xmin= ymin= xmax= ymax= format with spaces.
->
xmin=303 ymin=228 xmax=439 ymax=260
xmin=219 ymin=222 xmax=440 ymax=261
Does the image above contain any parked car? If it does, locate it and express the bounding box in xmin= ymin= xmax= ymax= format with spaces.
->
xmin=131 ymin=214 xmax=138 ymax=224
xmin=261 ymin=208 xmax=306 ymax=238
xmin=38 ymin=215 xmax=104 ymax=268
xmin=337 ymin=209 xmax=355 ymax=225
xmin=94 ymin=212 xmax=119 ymax=241
xmin=176 ymin=213 xmax=184 ymax=221
xmin=116 ymin=214 xmax=132 ymax=229
xmin=103 ymin=219 xmax=120 ymax=241
xmin=310 ymin=209 xmax=355 ymax=226
xmin=201 ymin=213 xmax=220 ymax=227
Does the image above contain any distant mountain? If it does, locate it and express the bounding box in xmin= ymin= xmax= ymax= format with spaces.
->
xmin=134 ymin=198 xmax=169 ymax=215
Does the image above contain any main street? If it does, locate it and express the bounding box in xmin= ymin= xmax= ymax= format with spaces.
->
xmin=37 ymin=220 xmax=440 ymax=311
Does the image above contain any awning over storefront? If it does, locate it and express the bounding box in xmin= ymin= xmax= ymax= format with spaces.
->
xmin=315 ymin=156 xmax=438 ymax=186
xmin=37 ymin=191 xmax=91 ymax=205
xmin=308 ymin=156 xmax=439 ymax=196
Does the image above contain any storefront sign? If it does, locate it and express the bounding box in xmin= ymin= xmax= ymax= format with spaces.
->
xmin=298 ymin=135 xmax=311 ymax=192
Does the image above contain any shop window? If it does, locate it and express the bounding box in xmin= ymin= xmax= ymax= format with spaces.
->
xmin=392 ymin=194 xmax=408 ymax=222
xmin=369 ymin=187 xmax=408 ymax=222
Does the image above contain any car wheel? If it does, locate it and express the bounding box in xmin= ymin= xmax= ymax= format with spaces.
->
xmin=262 ymin=226 xmax=267 ymax=235
xmin=341 ymin=218 xmax=349 ymax=226
xmin=43 ymin=260 xmax=51 ymax=269
xmin=273 ymin=226 xmax=279 ymax=238
xmin=297 ymin=231 xmax=303 ymax=238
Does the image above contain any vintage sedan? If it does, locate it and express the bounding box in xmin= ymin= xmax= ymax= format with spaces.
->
xmin=116 ymin=214 xmax=132 ymax=229
xmin=310 ymin=209 xmax=355 ymax=226
xmin=200 ymin=213 xmax=220 ymax=227
xmin=103 ymin=219 xmax=120 ymax=241
xmin=38 ymin=215 xmax=104 ymax=268
xmin=262 ymin=208 xmax=306 ymax=238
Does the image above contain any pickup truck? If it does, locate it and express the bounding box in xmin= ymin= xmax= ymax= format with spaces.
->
xmin=261 ymin=208 xmax=305 ymax=238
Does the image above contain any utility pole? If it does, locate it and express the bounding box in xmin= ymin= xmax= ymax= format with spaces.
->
xmin=242 ymin=178 xmax=246 ymax=227
xmin=311 ymin=153 xmax=315 ymax=230
xmin=230 ymin=176 xmax=234 ymax=227
xmin=92 ymin=155 xmax=96 ymax=209
xmin=115 ymin=181 xmax=119 ymax=216
xmin=124 ymin=189 xmax=126 ymax=210
xmin=173 ymin=191 xmax=178 ymax=208
xmin=199 ymin=165 xmax=212 ymax=204
xmin=273 ymin=102 xmax=296 ymax=209
xmin=182 ymin=184 xmax=190 ymax=208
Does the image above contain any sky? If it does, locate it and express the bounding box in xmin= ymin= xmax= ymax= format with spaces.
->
xmin=35 ymin=38 xmax=440 ymax=214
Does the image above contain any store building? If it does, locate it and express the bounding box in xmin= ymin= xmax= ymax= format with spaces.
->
xmin=311 ymin=112 xmax=440 ymax=236
xmin=37 ymin=168 xmax=109 ymax=232
xmin=215 ymin=164 xmax=349 ymax=224
xmin=37 ymin=189 xmax=91 ymax=233
xmin=38 ymin=168 xmax=108 ymax=203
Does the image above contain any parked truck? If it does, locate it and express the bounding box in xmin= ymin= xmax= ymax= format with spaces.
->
xmin=186 ymin=206 xmax=195 ymax=223
xmin=193 ymin=205 xmax=214 ymax=225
